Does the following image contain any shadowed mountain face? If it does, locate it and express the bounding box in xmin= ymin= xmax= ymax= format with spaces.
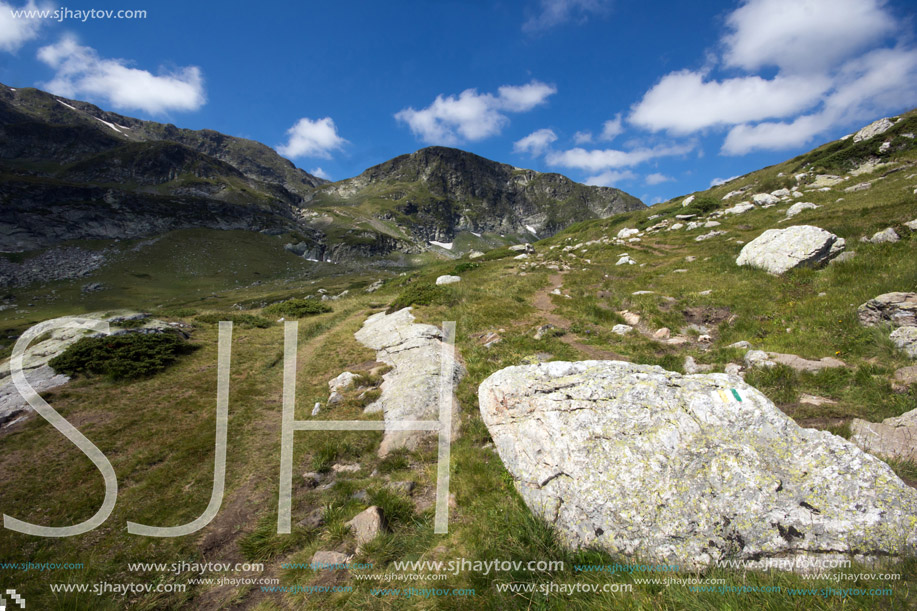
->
xmin=0 ymin=83 xmax=644 ymax=259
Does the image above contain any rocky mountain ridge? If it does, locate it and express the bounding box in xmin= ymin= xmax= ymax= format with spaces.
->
xmin=0 ymin=83 xmax=644 ymax=261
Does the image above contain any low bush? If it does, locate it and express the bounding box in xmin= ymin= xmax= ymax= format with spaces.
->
xmin=387 ymin=283 xmax=451 ymax=313
xmin=49 ymin=332 xmax=196 ymax=381
xmin=263 ymin=298 xmax=332 ymax=318
xmin=196 ymin=313 xmax=273 ymax=328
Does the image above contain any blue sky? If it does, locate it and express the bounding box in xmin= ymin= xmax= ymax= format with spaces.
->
xmin=1 ymin=0 xmax=916 ymax=205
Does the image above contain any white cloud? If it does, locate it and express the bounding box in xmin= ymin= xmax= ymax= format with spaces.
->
xmin=723 ymin=0 xmax=895 ymax=74
xmin=573 ymin=130 xmax=593 ymax=144
xmin=584 ymin=169 xmax=636 ymax=187
xmin=645 ymin=172 xmax=672 ymax=185
xmin=723 ymin=46 xmax=917 ymax=154
xmin=498 ymin=81 xmax=558 ymax=111
xmin=710 ymin=175 xmax=740 ymax=187
xmin=277 ymin=117 xmax=347 ymax=159
xmin=523 ymin=0 xmax=611 ymax=32
xmin=629 ymin=70 xmax=830 ymax=133
xmin=395 ymin=80 xmax=556 ymax=145
xmin=36 ymin=36 xmax=205 ymax=114
xmin=546 ymin=142 xmax=695 ymax=172
xmin=514 ymin=128 xmax=557 ymax=156
xmin=626 ymin=0 xmax=914 ymax=156
xmin=600 ymin=113 xmax=624 ymax=140
xmin=0 ymin=0 xmax=45 ymax=52
xmin=309 ymin=167 xmax=331 ymax=180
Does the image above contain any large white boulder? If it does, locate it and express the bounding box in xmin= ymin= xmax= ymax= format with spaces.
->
xmin=355 ymin=308 xmax=463 ymax=456
xmin=736 ymin=226 xmax=845 ymax=274
xmin=478 ymin=360 xmax=917 ymax=571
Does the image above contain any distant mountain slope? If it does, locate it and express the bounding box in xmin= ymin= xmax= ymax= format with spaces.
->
xmin=309 ymin=146 xmax=644 ymax=244
xmin=0 ymin=83 xmax=643 ymax=261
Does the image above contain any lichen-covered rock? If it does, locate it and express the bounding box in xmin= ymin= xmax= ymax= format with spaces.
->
xmin=355 ymin=308 xmax=463 ymax=456
xmin=478 ymin=360 xmax=917 ymax=571
xmin=736 ymin=226 xmax=845 ymax=274
xmin=346 ymin=506 xmax=387 ymax=546
xmin=785 ymin=202 xmax=817 ymax=218
xmin=857 ymin=293 xmax=917 ymax=327
xmin=891 ymin=326 xmax=917 ymax=358
xmin=852 ymin=408 xmax=917 ymax=462
xmin=435 ymin=275 xmax=461 ymax=285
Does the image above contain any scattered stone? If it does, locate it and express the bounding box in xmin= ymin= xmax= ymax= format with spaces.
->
xmin=724 ymin=363 xmax=742 ymax=376
xmin=785 ymin=202 xmax=818 ymax=218
xmin=736 ymin=226 xmax=845 ymax=275
xmin=298 ymin=508 xmax=325 ymax=530
xmin=724 ymin=202 xmax=755 ymax=215
xmin=704 ymin=221 xmax=721 ymax=228
xmin=327 ymin=392 xmax=343 ymax=406
xmin=332 ymin=463 xmax=361 ymax=474
xmin=675 ymin=214 xmax=696 ymax=220
xmin=667 ymin=336 xmax=689 ymax=346
xmin=617 ymin=228 xmax=640 ymax=239
xmin=365 ymin=279 xmax=385 ymax=293
xmin=696 ymin=230 xmax=726 ymax=241
xmin=351 ymin=489 xmax=370 ymax=503
xmin=329 ymin=371 xmax=360 ymax=394
xmin=828 ymin=251 xmax=856 ymax=265
xmin=844 ymin=182 xmax=872 ymax=193
xmin=683 ymin=356 xmax=712 ymax=374
xmin=612 ymin=324 xmax=633 ymax=335
xmin=619 ymin=311 xmax=641 ymax=326
xmin=728 ymin=341 xmax=751 ymax=350
xmin=698 ymin=290 xmax=712 ymax=296
xmin=890 ymin=327 xmax=917 ymax=358
xmin=799 ymin=394 xmax=837 ymax=407
xmin=653 ymin=328 xmax=671 ymax=340
xmin=770 ymin=188 xmax=790 ymax=198
xmin=311 ymin=551 xmax=351 ymax=567
xmin=892 ymin=366 xmax=917 ymax=392
xmin=312 ymin=402 xmax=321 ymax=416
xmin=478 ymin=360 xmax=917 ymax=571
xmin=632 ymin=290 xmax=654 ymax=295
xmin=616 ymin=255 xmax=636 ymax=266
xmin=905 ymin=219 xmax=917 ymax=231
xmin=81 ymin=282 xmax=105 ymax=293
xmin=744 ymin=350 xmax=775 ymax=369
xmin=386 ymin=481 xmax=416 ymax=495
xmin=853 ymin=117 xmax=895 ymax=142
xmin=861 ymin=228 xmax=899 ymax=244
xmin=681 ymin=195 xmax=695 ymax=207
xmin=852 ymin=408 xmax=917 ymax=462
xmin=668 ymin=223 xmax=685 ymax=231
xmin=468 ymin=251 xmax=485 ymax=259
xmin=698 ymin=334 xmax=713 ymax=343
xmin=346 ymin=506 xmax=387 ymax=546
xmin=752 ymin=193 xmax=779 ymax=206
xmin=534 ymin=324 xmax=559 ymax=340
xmin=857 ymin=293 xmax=917 ymax=327
xmin=435 ymin=275 xmax=461 ymax=285
xmin=767 ymin=352 xmax=846 ymax=372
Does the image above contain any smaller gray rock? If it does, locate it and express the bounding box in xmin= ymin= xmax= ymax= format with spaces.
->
xmin=298 ymin=507 xmax=325 ymax=529
xmin=302 ymin=472 xmax=323 ymax=487
xmin=312 ymin=402 xmax=321 ymax=416
xmin=785 ymin=202 xmax=818 ymax=218
xmin=858 ymin=293 xmax=917 ymax=327
xmin=744 ymin=350 xmax=774 ymax=369
xmin=612 ymin=324 xmax=633 ymax=335
xmin=891 ymin=327 xmax=917 ymax=358
xmin=728 ymin=341 xmax=752 ymax=350
xmin=752 ymin=193 xmax=778 ymax=206
xmin=386 ymin=481 xmax=416 ymax=495
xmin=435 ymin=275 xmax=461 ymax=286
xmin=311 ymin=551 xmax=351 ymax=567
xmin=724 ymin=363 xmax=743 ymax=376
xmin=862 ymin=228 xmax=899 ymax=244
xmin=346 ymin=506 xmax=387 ymax=546
xmin=332 ymin=463 xmax=361 ymax=474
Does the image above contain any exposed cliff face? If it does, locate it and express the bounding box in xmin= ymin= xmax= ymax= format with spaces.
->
xmin=311 ymin=146 xmax=645 ymax=243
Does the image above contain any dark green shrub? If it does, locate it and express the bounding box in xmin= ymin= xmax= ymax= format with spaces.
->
xmin=263 ymin=298 xmax=331 ymax=318
xmin=196 ymin=313 xmax=273 ymax=328
xmin=387 ymin=283 xmax=451 ymax=313
xmin=49 ymin=332 xmax=196 ymax=381
xmin=453 ymin=261 xmax=480 ymax=274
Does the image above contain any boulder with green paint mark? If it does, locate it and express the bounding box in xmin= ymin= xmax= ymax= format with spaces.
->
xmin=478 ymin=360 xmax=917 ymax=572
